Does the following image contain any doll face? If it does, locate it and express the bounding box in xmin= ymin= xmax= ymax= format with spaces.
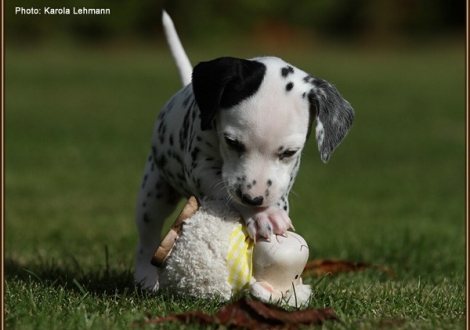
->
xmin=252 ymin=232 xmax=309 ymax=291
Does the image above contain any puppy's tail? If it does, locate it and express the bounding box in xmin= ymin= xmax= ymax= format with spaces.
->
xmin=162 ymin=10 xmax=192 ymax=86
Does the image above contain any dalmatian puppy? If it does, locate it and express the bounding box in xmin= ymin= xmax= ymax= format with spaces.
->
xmin=135 ymin=11 xmax=354 ymax=290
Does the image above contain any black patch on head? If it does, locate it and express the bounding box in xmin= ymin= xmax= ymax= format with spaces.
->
xmin=281 ymin=66 xmax=294 ymax=77
xmin=285 ymin=82 xmax=294 ymax=91
xmin=267 ymin=180 xmax=272 ymax=187
xmin=192 ymin=57 xmax=267 ymax=130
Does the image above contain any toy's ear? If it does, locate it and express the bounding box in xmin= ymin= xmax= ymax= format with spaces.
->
xmin=152 ymin=196 xmax=200 ymax=267
xmin=192 ymin=57 xmax=266 ymax=130
xmin=306 ymin=77 xmax=354 ymax=163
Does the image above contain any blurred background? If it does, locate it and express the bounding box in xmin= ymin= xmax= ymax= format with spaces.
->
xmin=5 ymin=0 xmax=465 ymax=281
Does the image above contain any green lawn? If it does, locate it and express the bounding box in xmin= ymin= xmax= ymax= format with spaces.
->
xmin=5 ymin=39 xmax=465 ymax=329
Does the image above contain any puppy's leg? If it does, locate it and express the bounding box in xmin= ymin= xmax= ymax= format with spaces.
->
xmin=135 ymin=154 xmax=181 ymax=290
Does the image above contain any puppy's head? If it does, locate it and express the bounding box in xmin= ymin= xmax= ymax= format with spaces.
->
xmin=192 ymin=56 xmax=354 ymax=207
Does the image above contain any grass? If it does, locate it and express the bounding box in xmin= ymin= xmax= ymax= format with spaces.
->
xmin=4 ymin=38 xmax=465 ymax=329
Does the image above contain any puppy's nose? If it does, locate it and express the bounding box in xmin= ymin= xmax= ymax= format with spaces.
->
xmin=241 ymin=194 xmax=264 ymax=206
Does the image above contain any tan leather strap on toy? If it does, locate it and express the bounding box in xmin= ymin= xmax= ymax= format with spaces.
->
xmin=151 ymin=196 xmax=200 ymax=267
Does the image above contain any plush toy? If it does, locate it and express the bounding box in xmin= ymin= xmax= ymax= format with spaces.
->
xmin=152 ymin=197 xmax=312 ymax=308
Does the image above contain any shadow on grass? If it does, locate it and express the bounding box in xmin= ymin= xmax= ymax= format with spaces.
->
xmin=4 ymin=252 xmax=139 ymax=297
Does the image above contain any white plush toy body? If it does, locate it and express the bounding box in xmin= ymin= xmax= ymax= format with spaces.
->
xmin=152 ymin=197 xmax=312 ymax=308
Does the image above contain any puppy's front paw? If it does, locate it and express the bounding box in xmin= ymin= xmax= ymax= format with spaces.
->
xmin=243 ymin=206 xmax=293 ymax=242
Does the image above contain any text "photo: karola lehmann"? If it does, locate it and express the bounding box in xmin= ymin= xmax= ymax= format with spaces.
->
xmin=15 ymin=7 xmax=111 ymax=15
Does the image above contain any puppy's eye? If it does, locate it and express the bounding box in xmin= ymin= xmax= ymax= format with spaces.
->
xmin=279 ymin=149 xmax=298 ymax=160
xmin=225 ymin=136 xmax=245 ymax=153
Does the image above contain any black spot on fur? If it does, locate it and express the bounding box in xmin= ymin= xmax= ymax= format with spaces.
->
xmin=182 ymin=95 xmax=192 ymax=107
xmin=156 ymin=155 xmax=167 ymax=168
xmin=267 ymin=180 xmax=272 ymax=187
xmin=281 ymin=66 xmax=294 ymax=77
xmin=141 ymin=174 xmax=148 ymax=188
xmin=191 ymin=147 xmax=200 ymax=161
xmin=286 ymin=82 xmax=294 ymax=91
xmin=143 ymin=213 xmax=151 ymax=223
xmin=166 ymin=95 xmax=176 ymax=109
xmin=179 ymin=108 xmax=193 ymax=150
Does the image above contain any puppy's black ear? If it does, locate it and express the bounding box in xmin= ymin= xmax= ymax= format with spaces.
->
xmin=192 ymin=57 xmax=266 ymax=130
xmin=307 ymin=77 xmax=354 ymax=163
